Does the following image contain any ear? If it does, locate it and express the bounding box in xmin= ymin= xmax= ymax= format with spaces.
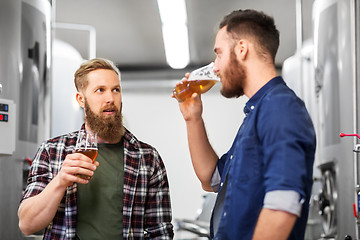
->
xmin=235 ymin=39 xmax=248 ymax=61
xmin=76 ymin=92 xmax=85 ymax=109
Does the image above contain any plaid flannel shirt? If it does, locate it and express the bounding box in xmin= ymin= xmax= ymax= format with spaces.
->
xmin=21 ymin=126 xmax=174 ymax=240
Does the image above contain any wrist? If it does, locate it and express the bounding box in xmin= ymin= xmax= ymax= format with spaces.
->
xmin=185 ymin=116 xmax=203 ymax=124
xmin=53 ymin=174 xmax=71 ymax=191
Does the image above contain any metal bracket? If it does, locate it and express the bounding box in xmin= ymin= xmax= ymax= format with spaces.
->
xmin=354 ymin=144 xmax=360 ymax=152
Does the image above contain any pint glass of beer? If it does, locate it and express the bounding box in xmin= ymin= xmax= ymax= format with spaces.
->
xmin=173 ymin=62 xmax=220 ymax=102
xmin=74 ymin=130 xmax=98 ymax=180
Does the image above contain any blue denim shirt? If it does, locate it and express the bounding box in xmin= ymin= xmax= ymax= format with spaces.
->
xmin=211 ymin=76 xmax=316 ymax=239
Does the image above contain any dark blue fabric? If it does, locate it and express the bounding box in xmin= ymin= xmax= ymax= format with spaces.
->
xmin=211 ymin=76 xmax=316 ymax=240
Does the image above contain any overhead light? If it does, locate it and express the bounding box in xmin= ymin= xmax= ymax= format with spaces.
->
xmin=157 ymin=0 xmax=190 ymax=69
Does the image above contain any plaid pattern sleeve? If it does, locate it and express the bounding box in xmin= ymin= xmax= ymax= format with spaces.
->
xmin=144 ymin=149 xmax=173 ymax=239
xmin=21 ymin=132 xmax=78 ymax=240
xmin=22 ymin=142 xmax=52 ymax=201
xmin=123 ymin=129 xmax=174 ymax=239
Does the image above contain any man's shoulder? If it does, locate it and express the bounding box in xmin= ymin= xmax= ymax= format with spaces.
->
xmin=42 ymin=130 xmax=78 ymax=149
xmin=123 ymin=128 xmax=161 ymax=161
xmin=260 ymin=81 xmax=304 ymax=111
xmin=123 ymin=128 xmax=155 ymax=150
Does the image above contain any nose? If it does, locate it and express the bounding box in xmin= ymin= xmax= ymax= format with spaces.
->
xmin=105 ymin=91 xmax=115 ymax=104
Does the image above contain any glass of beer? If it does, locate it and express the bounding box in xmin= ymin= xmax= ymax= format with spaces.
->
xmin=173 ymin=62 xmax=220 ymax=102
xmin=74 ymin=130 xmax=98 ymax=180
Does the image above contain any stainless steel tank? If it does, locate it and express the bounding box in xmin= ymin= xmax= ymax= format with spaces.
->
xmin=284 ymin=0 xmax=360 ymax=239
xmin=0 ymin=0 xmax=51 ymax=238
xmin=314 ymin=0 xmax=358 ymax=238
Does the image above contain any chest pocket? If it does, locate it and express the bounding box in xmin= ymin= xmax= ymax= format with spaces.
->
xmin=231 ymin=135 xmax=262 ymax=184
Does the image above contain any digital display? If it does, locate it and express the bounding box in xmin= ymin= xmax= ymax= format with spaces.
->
xmin=0 ymin=114 xmax=8 ymax=122
xmin=0 ymin=104 xmax=8 ymax=112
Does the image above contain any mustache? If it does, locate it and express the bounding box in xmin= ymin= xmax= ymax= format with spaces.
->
xmin=101 ymin=104 xmax=119 ymax=112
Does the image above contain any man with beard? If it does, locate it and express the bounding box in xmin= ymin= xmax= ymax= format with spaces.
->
xmin=18 ymin=58 xmax=174 ymax=239
xmin=174 ymin=9 xmax=316 ymax=239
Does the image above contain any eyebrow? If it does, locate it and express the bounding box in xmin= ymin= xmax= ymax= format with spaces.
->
xmin=92 ymin=83 xmax=120 ymax=90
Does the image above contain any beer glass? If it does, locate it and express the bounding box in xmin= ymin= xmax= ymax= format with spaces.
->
xmin=74 ymin=130 xmax=98 ymax=180
xmin=173 ymin=62 xmax=220 ymax=102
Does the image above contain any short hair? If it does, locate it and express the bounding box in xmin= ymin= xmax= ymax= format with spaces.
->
xmin=219 ymin=9 xmax=280 ymax=63
xmin=74 ymin=58 xmax=121 ymax=92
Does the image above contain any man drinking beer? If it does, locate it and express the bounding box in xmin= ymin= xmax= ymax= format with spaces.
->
xmin=174 ymin=9 xmax=316 ymax=240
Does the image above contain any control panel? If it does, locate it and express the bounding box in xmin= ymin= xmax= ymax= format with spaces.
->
xmin=0 ymin=99 xmax=15 ymax=155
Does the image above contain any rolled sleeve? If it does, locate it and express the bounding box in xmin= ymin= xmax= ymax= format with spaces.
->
xmin=211 ymin=167 xmax=221 ymax=193
xmin=263 ymin=190 xmax=304 ymax=217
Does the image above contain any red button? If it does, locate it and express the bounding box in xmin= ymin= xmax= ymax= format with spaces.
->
xmin=0 ymin=115 xmax=3 ymax=121
xmin=353 ymin=203 xmax=358 ymax=218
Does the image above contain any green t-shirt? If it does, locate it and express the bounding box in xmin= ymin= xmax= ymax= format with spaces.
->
xmin=76 ymin=140 xmax=124 ymax=240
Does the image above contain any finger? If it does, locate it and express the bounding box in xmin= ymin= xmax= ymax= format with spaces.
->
xmin=171 ymin=89 xmax=177 ymax=98
xmin=57 ymin=169 xmax=89 ymax=187
xmin=63 ymin=161 xmax=97 ymax=174
xmin=191 ymin=92 xmax=198 ymax=98
xmin=70 ymin=153 xmax=94 ymax=163
xmin=61 ymin=162 xmax=96 ymax=178
xmin=60 ymin=162 xmax=96 ymax=185
xmin=71 ymin=174 xmax=90 ymax=184
xmin=64 ymin=154 xmax=96 ymax=169
xmin=73 ymin=166 xmax=95 ymax=177
xmin=176 ymin=75 xmax=190 ymax=84
xmin=76 ymin=178 xmax=89 ymax=184
xmin=175 ymin=79 xmax=187 ymax=87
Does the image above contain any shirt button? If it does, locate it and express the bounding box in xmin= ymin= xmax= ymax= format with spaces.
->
xmin=220 ymin=182 xmax=223 ymax=187
xmin=223 ymin=212 xmax=227 ymax=217
xmin=230 ymin=155 xmax=233 ymax=159
xmin=251 ymin=105 xmax=255 ymax=110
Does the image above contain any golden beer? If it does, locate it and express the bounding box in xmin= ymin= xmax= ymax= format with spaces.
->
xmin=173 ymin=79 xmax=218 ymax=103
xmin=75 ymin=148 xmax=98 ymax=162
xmin=75 ymin=148 xmax=98 ymax=180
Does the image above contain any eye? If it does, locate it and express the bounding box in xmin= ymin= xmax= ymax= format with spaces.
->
xmin=96 ymin=88 xmax=104 ymax=93
xmin=113 ymin=87 xmax=121 ymax=93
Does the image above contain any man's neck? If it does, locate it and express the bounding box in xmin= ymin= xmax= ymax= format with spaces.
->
xmin=243 ymin=64 xmax=278 ymax=99
xmin=97 ymin=137 xmax=122 ymax=144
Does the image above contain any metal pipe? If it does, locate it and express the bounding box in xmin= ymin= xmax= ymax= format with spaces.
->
xmin=295 ymin=0 xmax=303 ymax=97
xmin=351 ymin=0 xmax=360 ymax=238
xmin=296 ymin=0 xmax=303 ymax=53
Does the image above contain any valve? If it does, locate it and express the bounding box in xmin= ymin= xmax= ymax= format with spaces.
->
xmin=340 ymin=133 xmax=360 ymax=139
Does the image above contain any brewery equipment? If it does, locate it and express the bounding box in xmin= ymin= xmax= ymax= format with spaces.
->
xmin=0 ymin=99 xmax=16 ymax=155
xmin=0 ymin=0 xmax=51 ymax=239
xmin=283 ymin=0 xmax=360 ymax=239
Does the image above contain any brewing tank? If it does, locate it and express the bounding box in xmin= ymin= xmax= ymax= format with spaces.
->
xmin=0 ymin=0 xmax=51 ymax=238
xmin=283 ymin=0 xmax=359 ymax=239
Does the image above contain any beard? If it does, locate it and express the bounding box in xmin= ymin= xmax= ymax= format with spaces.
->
xmin=84 ymin=100 xmax=125 ymax=143
xmin=220 ymin=49 xmax=246 ymax=98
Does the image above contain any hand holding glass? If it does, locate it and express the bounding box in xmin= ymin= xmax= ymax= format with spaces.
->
xmin=173 ymin=62 xmax=220 ymax=102
xmin=74 ymin=130 xmax=98 ymax=180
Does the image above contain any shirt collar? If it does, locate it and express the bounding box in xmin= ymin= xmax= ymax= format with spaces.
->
xmin=243 ymin=76 xmax=285 ymax=115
